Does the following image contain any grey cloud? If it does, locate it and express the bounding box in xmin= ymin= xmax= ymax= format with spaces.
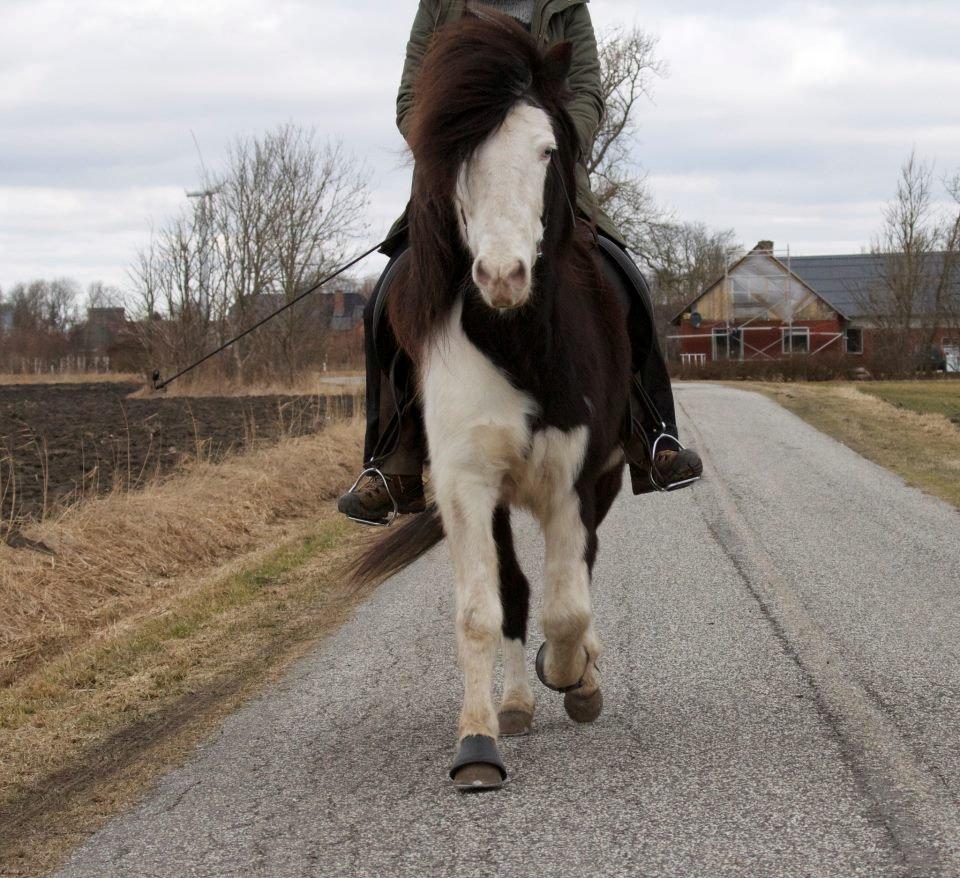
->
xmin=1 ymin=0 xmax=959 ymax=290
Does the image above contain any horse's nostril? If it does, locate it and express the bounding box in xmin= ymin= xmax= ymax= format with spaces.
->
xmin=508 ymin=261 xmax=526 ymax=286
xmin=475 ymin=259 xmax=492 ymax=286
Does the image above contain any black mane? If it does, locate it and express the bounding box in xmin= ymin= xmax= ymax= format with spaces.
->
xmin=389 ymin=9 xmax=584 ymax=355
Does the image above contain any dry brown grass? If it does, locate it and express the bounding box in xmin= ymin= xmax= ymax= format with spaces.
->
xmin=745 ymin=381 xmax=960 ymax=510
xmin=0 ymin=372 xmax=141 ymax=386
xmin=0 ymin=511 xmax=373 ymax=877
xmin=0 ymin=416 xmax=371 ymax=875
xmin=133 ymin=369 xmax=365 ymax=399
xmin=0 ymin=417 xmax=363 ymax=681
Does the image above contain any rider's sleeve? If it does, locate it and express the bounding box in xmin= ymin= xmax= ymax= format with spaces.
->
xmin=396 ymin=1 xmax=442 ymax=141
xmin=562 ymin=5 xmax=604 ymax=161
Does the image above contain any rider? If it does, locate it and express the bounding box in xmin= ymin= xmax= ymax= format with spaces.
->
xmin=338 ymin=0 xmax=703 ymax=524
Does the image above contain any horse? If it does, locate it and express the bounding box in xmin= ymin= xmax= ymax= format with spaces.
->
xmin=352 ymin=9 xmax=632 ymax=790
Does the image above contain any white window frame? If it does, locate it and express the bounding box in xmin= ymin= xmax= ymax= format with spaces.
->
xmin=681 ymin=353 xmax=707 ymax=366
xmin=844 ymin=327 xmax=864 ymax=355
xmin=781 ymin=326 xmax=810 ymax=354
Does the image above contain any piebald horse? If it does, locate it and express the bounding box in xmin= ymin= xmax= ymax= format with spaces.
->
xmin=353 ymin=10 xmax=632 ymax=789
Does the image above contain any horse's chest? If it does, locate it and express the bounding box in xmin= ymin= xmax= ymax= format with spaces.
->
xmin=421 ymin=306 xmax=587 ymax=510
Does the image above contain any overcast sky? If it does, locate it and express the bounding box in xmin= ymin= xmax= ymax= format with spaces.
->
xmin=2 ymin=0 xmax=959 ymax=294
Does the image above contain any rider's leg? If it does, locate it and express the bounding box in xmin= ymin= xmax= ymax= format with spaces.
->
xmin=338 ymin=245 xmax=428 ymax=523
xmin=597 ymin=234 xmax=703 ymax=494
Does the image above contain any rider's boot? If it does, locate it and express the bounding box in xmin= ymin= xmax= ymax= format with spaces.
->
xmin=628 ymin=446 xmax=703 ymax=496
xmin=623 ymin=378 xmax=703 ymax=496
xmin=337 ymin=472 xmax=426 ymax=524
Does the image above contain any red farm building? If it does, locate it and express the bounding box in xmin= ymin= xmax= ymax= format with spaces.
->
xmin=670 ymin=241 xmax=959 ymax=372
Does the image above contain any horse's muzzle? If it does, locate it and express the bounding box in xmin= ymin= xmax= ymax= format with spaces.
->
xmin=473 ymin=257 xmax=530 ymax=310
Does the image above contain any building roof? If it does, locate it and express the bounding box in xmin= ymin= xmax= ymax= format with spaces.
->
xmin=675 ymin=247 xmax=959 ymax=324
xmin=672 ymin=246 xmax=842 ymax=324
xmin=782 ymin=254 xmax=884 ymax=320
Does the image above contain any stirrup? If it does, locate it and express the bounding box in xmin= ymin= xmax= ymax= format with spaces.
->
xmin=344 ymin=466 xmax=399 ymax=528
xmin=648 ymin=432 xmax=702 ymax=493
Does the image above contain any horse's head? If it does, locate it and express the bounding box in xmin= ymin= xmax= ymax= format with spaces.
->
xmin=406 ymin=11 xmax=578 ymax=312
xmin=455 ymin=101 xmax=557 ymax=309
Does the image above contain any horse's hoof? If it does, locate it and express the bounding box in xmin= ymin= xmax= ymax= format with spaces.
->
xmin=450 ymin=734 xmax=507 ymax=792
xmin=451 ymin=762 xmax=505 ymax=791
xmin=564 ymin=687 xmax=603 ymax=723
xmin=498 ymin=708 xmax=533 ymax=737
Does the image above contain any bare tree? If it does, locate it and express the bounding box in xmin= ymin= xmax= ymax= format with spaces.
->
xmin=587 ymin=25 xmax=739 ymax=332
xmin=858 ymin=152 xmax=960 ymax=373
xmin=86 ymin=281 xmax=125 ymax=310
xmin=645 ymin=222 xmax=741 ymax=346
xmin=266 ymin=129 xmax=370 ymax=384
xmin=130 ymin=123 xmax=371 ymax=385
xmin=588 ymin=26 xmax=670 ymax=262
xmin=0 ymin=278 xmax=80 ymax=372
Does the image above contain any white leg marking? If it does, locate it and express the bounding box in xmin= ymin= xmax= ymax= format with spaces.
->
xmin=439 ymin=482 xmax=503 ymax=741
xmin=421 ymin=303 xmax=536 ymax=741
xmin=501 ymin=636 xmax=534 ymax=714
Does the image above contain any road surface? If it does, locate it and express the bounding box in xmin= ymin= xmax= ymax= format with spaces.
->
xmin=56 ymin=384 xmax=960 ymax=877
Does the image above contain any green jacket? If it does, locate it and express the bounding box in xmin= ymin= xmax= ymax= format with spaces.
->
xmin=386 ymin=0 xmax=623 ymax=250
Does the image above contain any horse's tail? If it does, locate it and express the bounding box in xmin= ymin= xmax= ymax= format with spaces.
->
xmin=347 ymin=504 xmax=445 ymax=588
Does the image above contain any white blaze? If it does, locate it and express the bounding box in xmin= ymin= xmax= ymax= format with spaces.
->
xmin=455 ymin=102 xmax=556 ymax=310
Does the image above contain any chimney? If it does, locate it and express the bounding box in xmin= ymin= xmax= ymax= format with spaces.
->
xmin=754 ymin=240 xmax=774 ymax=253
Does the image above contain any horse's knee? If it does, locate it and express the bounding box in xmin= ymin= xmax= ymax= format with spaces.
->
xmin=457 ymin=580 xmax=503 ymax=651
xmin=459 ymin=604 xmax=502 ymax=645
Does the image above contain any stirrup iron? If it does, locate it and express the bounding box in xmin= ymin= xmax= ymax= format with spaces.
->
xmin=648 ymin=432 xmax=701 ymax=493
xmin=345 ymin=466 xmax=399 ymax=527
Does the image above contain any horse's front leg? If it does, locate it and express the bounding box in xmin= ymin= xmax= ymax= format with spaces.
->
xmin=538 ymin=486 xmax=603 ymax=723
xmin=438 ymin=479 xmax=509 ymax=790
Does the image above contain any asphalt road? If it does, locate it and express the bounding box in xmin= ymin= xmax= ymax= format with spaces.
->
xmin=56 ymin=384 xmax=960 ymax=878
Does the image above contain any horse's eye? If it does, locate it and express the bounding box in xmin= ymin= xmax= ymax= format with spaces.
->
xmin=542 ymin=147 xmax=556 ymax=160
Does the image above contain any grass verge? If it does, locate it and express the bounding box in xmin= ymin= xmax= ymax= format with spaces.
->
xmin=1 ymin=419 xmax=363 ymax=679
xmin=0 ymin=373 xmax=141 ymax=386
xmin=744 ymin=381 xmax=960 ymax=510
xmin=0 ymin=418 xmax=376 ymax=875
xmin=855 ymin=379 xmax=960 ymax=422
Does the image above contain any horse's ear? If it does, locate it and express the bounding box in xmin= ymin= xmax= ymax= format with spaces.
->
xmin=542 ymin=41 xmax=573 ymax=85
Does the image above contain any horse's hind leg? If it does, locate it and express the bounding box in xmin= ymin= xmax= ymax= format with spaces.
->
xmin=439 ymin=484 xmax=508 ymax=789
xmin=494 ymin=507 xmax=534 ymax=736
xmin=538 ymin=485 xmax=602 ymax=721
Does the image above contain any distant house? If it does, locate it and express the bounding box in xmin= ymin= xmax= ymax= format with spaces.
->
xmin=74 ymin=306 xmax=137 ymax=370
xmin=81 ymin=307 xmax=127 ymax=352
xmin=322 ymin=289 xmax=366 ymax=368
xmin=226 ymin=287 xmax=367 ymax=368
xmin=671 ymin=241 xmax=959 ymax=370
xmin=325 ymin=289 xmax=366 ymax=333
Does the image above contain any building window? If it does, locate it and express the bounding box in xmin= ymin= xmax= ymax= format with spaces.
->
xmin=681 ymin=353 xmax=706 ymax=366
xmin=844 ymin=328 xmax=863 ymax=355
xmin=712 ymin=327 xmax=728 ymax=360
xmin=781 ymin=326 xmax=810 ymax=354
xmin=712 ymin=327 xmax=743 ymax=360
xmin=729 ymin=329 xmax=743 ymax=359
